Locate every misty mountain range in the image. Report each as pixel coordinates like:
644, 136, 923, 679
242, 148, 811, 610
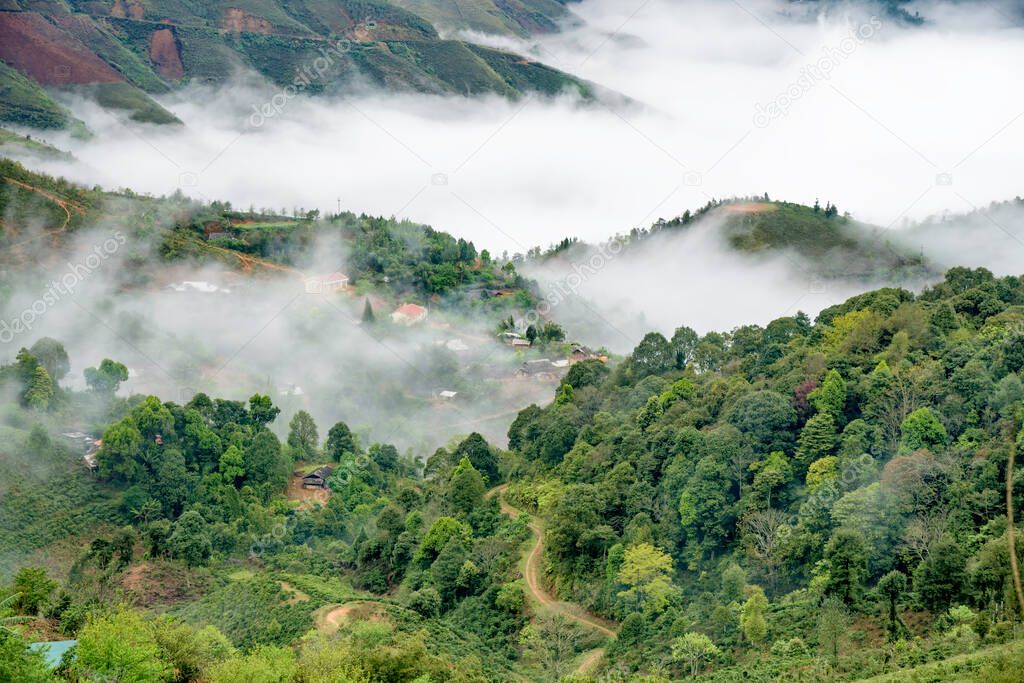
0, 0, 593, 130
2, 0, 1018, 132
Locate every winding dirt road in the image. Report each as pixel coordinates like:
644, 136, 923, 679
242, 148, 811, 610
2, 176, 85, 248
490, 485, 618, 673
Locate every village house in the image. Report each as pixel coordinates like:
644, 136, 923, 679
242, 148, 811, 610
570, 343, 608, 364
302, 465, 334, 490
514, 359, 560, 381
304, 271, 349, 294
502, 332, 531, 349
61, 431, 102, 469
391, 303, 428, 325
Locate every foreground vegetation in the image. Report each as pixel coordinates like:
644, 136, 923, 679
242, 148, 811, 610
504, 265, 1024, 679
0, 263, 1022, 680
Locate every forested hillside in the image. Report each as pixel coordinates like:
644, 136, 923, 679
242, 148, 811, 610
0, 157, 530, 301
504, 266, 1024, 679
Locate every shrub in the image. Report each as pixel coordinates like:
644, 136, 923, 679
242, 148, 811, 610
408, 587, 441, 618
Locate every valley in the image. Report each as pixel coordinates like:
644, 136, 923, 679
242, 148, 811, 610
2, 1, 1024, 681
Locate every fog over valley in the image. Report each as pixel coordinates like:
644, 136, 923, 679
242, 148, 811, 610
2, 2, 1024, 679
16, 0, 1024, 252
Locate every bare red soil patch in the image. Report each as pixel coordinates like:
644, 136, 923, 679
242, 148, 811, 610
287, 472, 330, 509
150, 28, 184, 79
122, 561, 211, 606
723, 202, 777, 215
221, 8, 273, 34
0, 12, 123, 85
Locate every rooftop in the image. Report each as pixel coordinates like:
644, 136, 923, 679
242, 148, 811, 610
394, 303, 427, 316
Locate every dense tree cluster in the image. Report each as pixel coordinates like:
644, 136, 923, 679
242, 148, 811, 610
3, 267, 1024, 681
506, 267, 1024, 677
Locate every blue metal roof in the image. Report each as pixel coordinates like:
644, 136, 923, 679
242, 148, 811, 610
28, 639, 76, 668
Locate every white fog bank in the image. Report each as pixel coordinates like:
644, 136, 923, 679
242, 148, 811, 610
14, 0, 1022, 262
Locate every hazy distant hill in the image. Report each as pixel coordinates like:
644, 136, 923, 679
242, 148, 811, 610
537, 198, 937, 285
0, 0, 592, 129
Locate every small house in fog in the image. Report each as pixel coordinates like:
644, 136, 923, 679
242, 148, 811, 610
305, 272, 349, 294
503, 332, 531, 349
570, 343, 608, 364
302, 465, 334, 489
515, 359, 560, 381
61, 431, 101, 469
83, 444, 99, 470
391, 303, 428, 325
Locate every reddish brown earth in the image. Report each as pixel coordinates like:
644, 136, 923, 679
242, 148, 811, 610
287, 472, 330, 509
110, 0, 143, 20
0, 12, 123, 85
315, 601, 388, 635
723, 202, 777, 215
122, 562, 210, 605
149, 28, 184, 79
221, 8, 273, 34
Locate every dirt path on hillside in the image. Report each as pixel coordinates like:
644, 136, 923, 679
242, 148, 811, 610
198, 239, 305, 276
279, 581, 310, 605
489, 485, 617, 673
316, 603, 356, 634
2, 176, 84, 238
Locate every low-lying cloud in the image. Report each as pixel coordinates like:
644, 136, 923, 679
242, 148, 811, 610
3, 0, 1024, 390
520, 209, 901, 352
13, 0, 1019, 257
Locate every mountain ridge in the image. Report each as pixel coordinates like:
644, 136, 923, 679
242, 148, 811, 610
0, 0, 594, 130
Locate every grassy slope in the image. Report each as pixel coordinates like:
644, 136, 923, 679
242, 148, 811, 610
855, 640, 1024, 683
390, 0, 569, 36
53, 13, 171, 92
0, 425, 123, 580
0, 126, 73, 159
0, 60, 72, 129
400, 39, 515, 96
79, 81, 181, 124
468, 43, 592, 98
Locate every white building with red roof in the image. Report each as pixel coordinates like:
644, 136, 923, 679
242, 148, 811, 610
391, 303, 428, 325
